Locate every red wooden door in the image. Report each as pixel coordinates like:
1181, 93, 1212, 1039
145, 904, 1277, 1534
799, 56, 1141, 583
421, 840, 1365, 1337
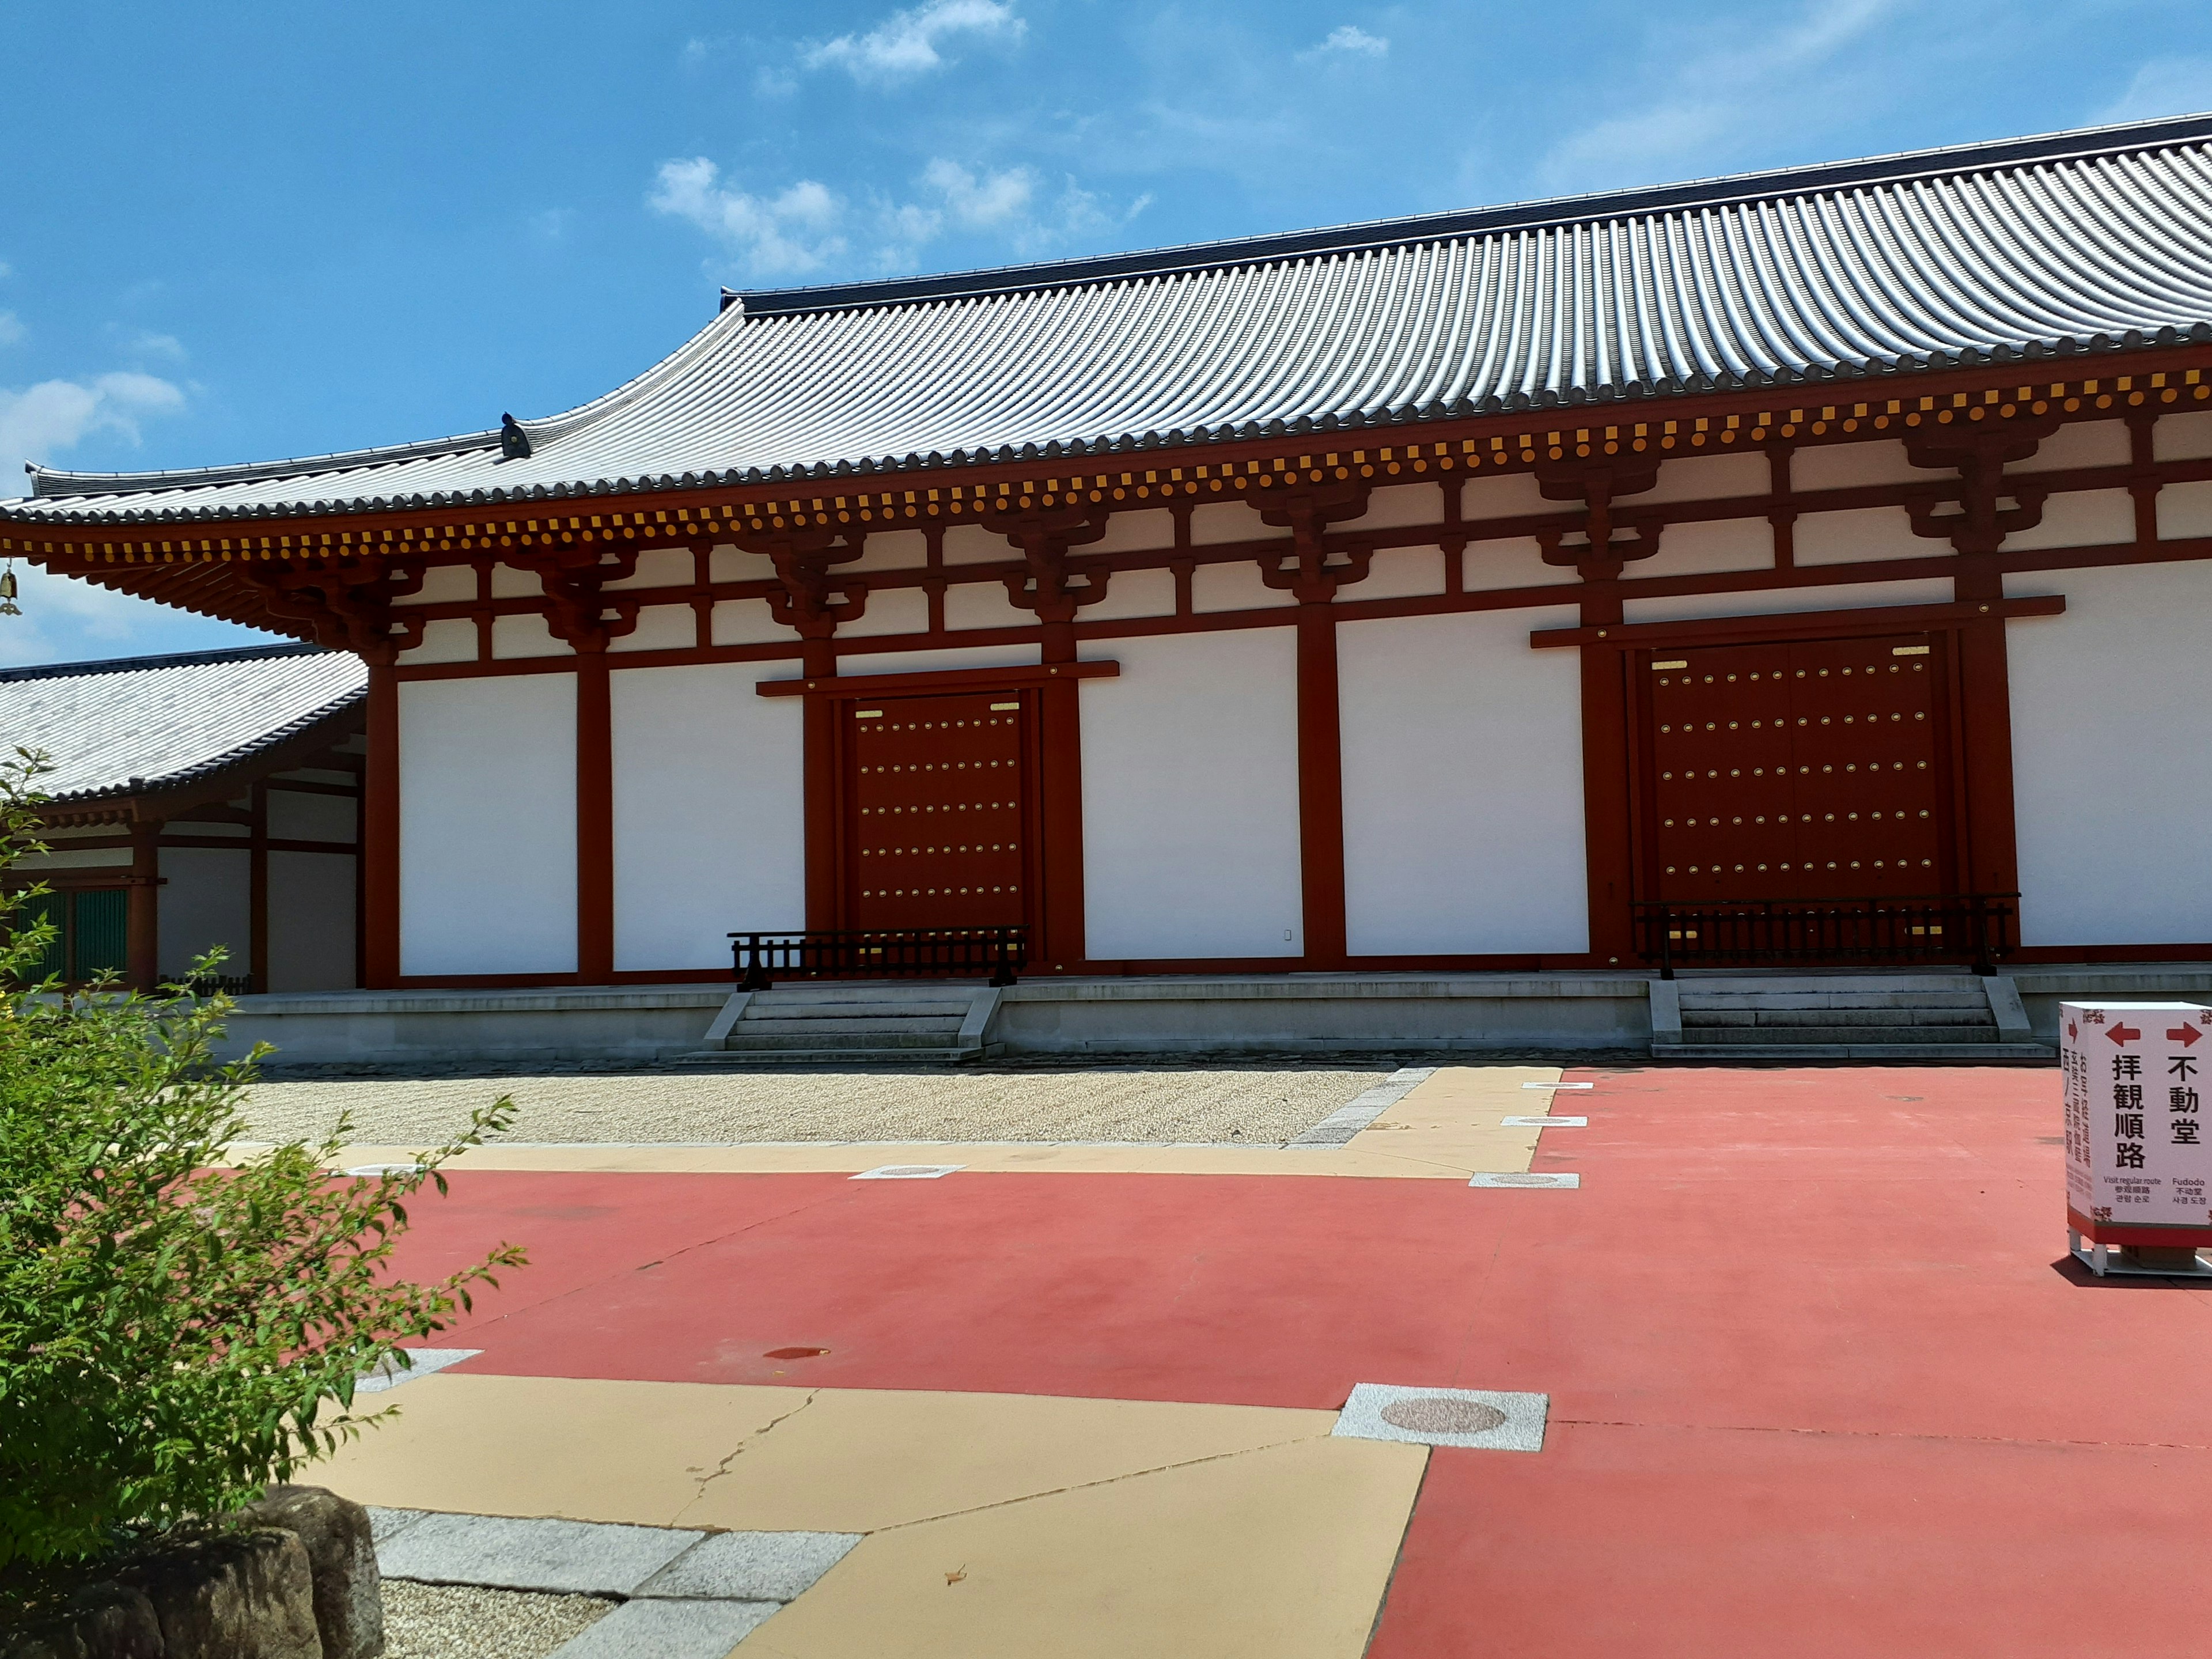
1646, 634, 1949, 902
844, 690, 1033, 930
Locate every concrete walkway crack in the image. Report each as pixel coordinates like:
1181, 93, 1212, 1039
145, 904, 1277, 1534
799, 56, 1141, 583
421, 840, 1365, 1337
672, 1389, 823, 1525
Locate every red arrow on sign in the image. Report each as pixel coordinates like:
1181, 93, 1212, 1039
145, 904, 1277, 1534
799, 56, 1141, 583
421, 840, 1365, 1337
2067, 1020, 2079, 1042
2171, 1025, 2203, 1048
2108, 1024, 2142, 1046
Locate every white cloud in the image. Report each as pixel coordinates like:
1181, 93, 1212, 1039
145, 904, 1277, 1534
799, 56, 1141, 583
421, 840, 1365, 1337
122, 330, 185, 362
1541, 0, 1895, 188
804, 0, 1024, 84
0, 372, 187, 492
650, 158, 850, 276
0, 313, 23, 349
2097, 56, 2212, 124
1303, 24, 1388, 60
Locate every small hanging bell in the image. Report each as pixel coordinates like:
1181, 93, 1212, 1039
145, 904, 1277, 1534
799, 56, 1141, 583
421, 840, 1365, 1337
0, 566, 18, 618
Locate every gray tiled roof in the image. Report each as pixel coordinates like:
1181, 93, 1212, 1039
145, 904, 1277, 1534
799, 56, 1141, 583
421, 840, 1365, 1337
0, 643, 365, 804
9, 113, 2212, 529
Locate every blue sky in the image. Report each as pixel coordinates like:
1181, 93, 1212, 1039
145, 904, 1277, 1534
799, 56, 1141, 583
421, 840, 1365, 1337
3, 0, 2210, 665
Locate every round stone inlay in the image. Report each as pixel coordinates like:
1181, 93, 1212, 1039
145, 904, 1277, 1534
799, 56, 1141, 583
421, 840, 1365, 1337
1380, 1396, 1508, 1436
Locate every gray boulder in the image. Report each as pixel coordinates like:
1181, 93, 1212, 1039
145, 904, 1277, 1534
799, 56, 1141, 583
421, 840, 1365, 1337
115, 1528, 321, 1658
0, 1580, 164, 1659
237, 1488, 382, 1659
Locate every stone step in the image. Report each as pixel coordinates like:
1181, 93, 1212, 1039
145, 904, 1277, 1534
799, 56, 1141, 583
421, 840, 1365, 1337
732, 1018, 969, 1040
1675, 1024, 2002, 1045
748, 982, 988, 1003
1680, 991, 1993, 1011
673, 1046, 983, 1067
1658, 1042, 2054, 1062
1673, 975, 1979, 993
739, 1002, 976, 1021
1683, 1007, 1995, 1029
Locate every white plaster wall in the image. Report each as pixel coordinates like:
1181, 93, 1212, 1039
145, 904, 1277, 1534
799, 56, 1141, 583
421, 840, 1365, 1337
2014, 419, 2130, 472
945, 579, 1032, 631
1357, 482, 1451, 529
395, 565, 476, 605
851, 529, 929, 571
1356, 546, 1448, 600
490, 563, 540, 599
1794, 506, 1931, 565
2007, 560, 2212, 946
1089, 509, 1175, 554
2155, 410, 2212, 461
158, 848, 250, 980
1623, 578, 1954, 626
943, 524, 1013, 565
267, 853, 356, 991
1081, 566, 1177, 622
711, 597, 792, 645
1637, 516, 1773, 577
1460, 471, 1552, 519
399, 675, 577, 974
1339, 608, 1588, 956
1463, 536, 1577, 592
610, 604, 699, 653
491, 613, 569, 659
1792, 439, 1929, 490
268, 790, 355, 843
1082, 630, 1303, 959
397, 619, 478, 665
1639, 450, 1769, 505
602, 547, 696, 590
2002, 488, 2135, 552
2158, 480, 2212, 539
611, 662, 804, 971
710, 546, 776, 581
838, 585, 929, 638
1188, 501, 1271, 545
835, 643, 1041, 677
1192, 560, 1296, 612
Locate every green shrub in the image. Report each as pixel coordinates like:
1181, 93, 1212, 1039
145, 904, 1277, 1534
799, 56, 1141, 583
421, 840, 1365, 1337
0, 749, 524, 1599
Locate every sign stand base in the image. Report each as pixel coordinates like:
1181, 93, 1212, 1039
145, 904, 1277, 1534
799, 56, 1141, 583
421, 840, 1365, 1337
2069, 1230, 2212, 1278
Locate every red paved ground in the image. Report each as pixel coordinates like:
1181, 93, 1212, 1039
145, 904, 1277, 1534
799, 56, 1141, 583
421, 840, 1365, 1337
383, 1066, 2212, 1656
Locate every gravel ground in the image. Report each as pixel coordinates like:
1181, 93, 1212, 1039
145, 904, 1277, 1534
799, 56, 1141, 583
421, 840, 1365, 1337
381, 1581, 612, 1659
238, 1066, 1391, 1147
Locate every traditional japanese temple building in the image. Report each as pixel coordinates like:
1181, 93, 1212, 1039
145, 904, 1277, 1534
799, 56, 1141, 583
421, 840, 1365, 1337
7, 115, 2212, 1012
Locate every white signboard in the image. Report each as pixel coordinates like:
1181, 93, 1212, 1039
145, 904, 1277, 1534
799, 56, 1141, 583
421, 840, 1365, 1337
2061, 1001, 2212, 1233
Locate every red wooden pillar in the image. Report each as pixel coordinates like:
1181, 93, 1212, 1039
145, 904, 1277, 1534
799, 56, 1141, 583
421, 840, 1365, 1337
801, 637, 840, 931
1952, 565, 2021, 899
362, 664, 402, 987
1578, 643, 1639, 966
575, 652, 615, 982
1037, 671, 1086, 971
126, 819, 161, 991
1297, 599, 1348, 969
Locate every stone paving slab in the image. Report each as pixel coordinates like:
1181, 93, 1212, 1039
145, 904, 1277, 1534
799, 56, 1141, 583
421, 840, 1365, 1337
1334, 1384, 1550, 1453
636, 1532, 862, 1602
377, 1512, 702, 1596
548, 1596, 780, 1657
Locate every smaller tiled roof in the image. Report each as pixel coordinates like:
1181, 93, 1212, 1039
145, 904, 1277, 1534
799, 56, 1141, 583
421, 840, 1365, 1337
0, 642, 366, 804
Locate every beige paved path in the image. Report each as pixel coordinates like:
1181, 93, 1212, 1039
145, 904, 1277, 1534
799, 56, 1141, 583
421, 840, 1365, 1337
263, 1065, 1566, 1180
324, 1374, 1425, 1659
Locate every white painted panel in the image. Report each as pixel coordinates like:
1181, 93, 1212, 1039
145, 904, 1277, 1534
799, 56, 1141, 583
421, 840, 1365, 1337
1089, 509, 1174, 554
709, 545, 776, 581
1461, 471, 1552, 519
398, 619, 478, 665
2002, 488, 2135, 552
943, 524, 1012, 565
851, 529, 929, 571
1340, 609, 1588, 955
2155, 408, 2212, 461
1463, 536, 1577, 592
1192, 559, 1296, 612
1189, 501, 1270, 545
1794, 505, 1933, 565
158, 848, 250, 979
711, 597, 792, 645
2013, 419, 2129, 472
610, 604, 699, 653
1083, 631, 1302, 959
1793, 439, 1927, 490
395, 564, 476, 605
945, 579, 1030, 631
490, 563, 540, 599
1639, 517, 1772, 577
1357, 482, 1450, 529
602, 547, 696, 591
16, 848, 130, 870
268, 790, 355, 843
1355, 546, 1446, 600
491, 613, 569, 659
1638, 451, 1768, 505
1623, 578, 1954, 626
838, 585, 930, 638
2009, 561, 2212, 946
1081, 566, 1177, 622
612, 662, 804, 971
835, 643, 1040, 677
2158, 480, 2212, 539
267, 853, 356, 992
399, 675, 576, 974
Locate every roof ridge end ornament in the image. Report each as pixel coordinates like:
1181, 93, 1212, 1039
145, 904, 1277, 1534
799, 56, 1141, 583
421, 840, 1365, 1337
499, 414, 532, 461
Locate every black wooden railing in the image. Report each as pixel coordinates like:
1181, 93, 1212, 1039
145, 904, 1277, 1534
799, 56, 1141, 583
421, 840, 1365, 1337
1633, 893, 2020, 980
729, 926, 1028, 990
